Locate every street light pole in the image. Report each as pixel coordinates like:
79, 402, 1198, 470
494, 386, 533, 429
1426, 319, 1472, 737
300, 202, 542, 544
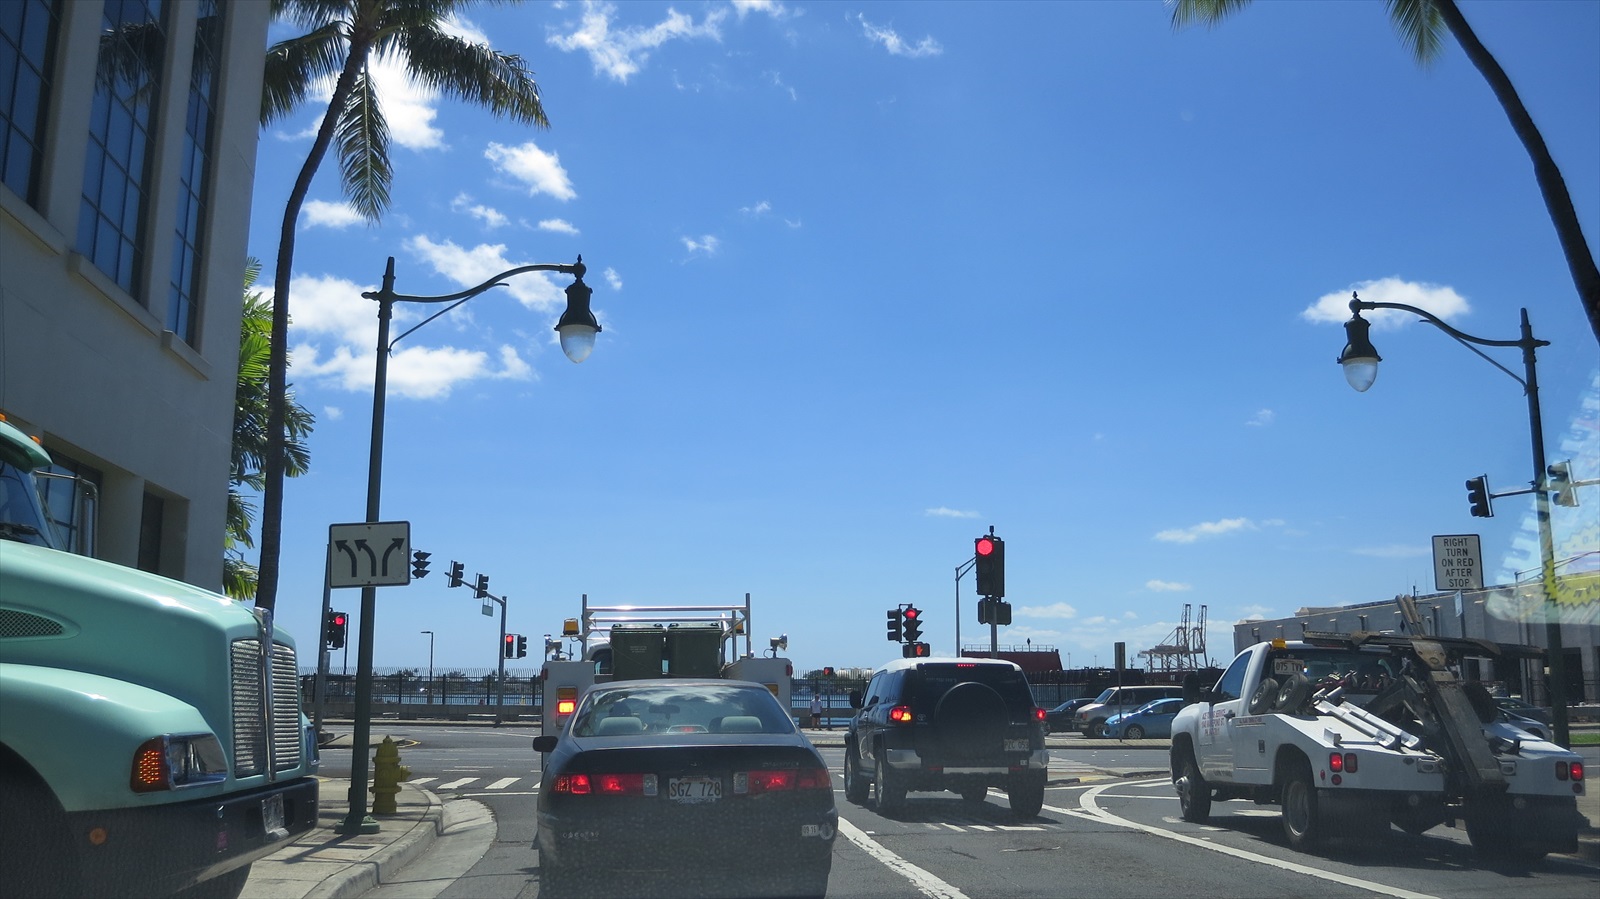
1336, 294, 1569, 746
338, 256, 598, 835
421, 630, 434, 703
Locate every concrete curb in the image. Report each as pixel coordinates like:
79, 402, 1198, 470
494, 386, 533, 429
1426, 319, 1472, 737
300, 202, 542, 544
241, 779, 444, 899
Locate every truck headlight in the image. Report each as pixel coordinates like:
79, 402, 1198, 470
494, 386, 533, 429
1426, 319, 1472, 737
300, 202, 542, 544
131, 734, 228, 792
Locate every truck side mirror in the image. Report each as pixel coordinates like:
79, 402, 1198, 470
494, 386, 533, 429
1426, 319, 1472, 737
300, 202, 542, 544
849, 689, 863, 709
1182, 673, 1203, 706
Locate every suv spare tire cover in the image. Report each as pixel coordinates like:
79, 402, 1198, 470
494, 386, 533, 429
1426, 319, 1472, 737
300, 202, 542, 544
935, 681, 1010, 758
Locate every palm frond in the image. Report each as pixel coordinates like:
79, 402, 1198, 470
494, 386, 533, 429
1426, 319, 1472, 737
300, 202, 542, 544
1168, 0, 1254, 31
335, 65, 392, 220
398, 28, 549, 127
1384, 0, 1445, 66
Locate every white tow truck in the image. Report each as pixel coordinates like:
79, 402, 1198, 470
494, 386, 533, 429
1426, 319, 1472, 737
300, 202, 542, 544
538, 594, 794, 738
1169, 596, 1584, 861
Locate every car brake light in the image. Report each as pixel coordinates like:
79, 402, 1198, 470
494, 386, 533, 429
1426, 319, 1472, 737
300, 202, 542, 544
1033, 707, 1047, 722
889, 705, 913, 723
735, 767, 831, 795
553, 773, 590, 794
1571, 761, 1584, 781
1329, 752, 1349, 773
553, 773, 657, 796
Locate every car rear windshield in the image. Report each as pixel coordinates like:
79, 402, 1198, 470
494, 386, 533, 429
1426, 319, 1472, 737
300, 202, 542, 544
571, 683, 797, 737
907, 664, 1036, 716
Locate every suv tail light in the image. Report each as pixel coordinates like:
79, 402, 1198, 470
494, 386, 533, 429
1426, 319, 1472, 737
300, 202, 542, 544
889, 705, 913, 723
1033, 707, 1047, 722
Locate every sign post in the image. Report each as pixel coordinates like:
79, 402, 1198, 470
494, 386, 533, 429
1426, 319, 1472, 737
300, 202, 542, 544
1431, 534, 1483, 592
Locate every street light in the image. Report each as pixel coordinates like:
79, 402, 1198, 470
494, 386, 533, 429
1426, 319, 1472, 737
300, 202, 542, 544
1335, 292, 1570, 746
338, 255, 598, 835
420, 630, 434, 704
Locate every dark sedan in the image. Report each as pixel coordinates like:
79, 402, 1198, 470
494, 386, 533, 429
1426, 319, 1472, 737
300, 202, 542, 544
532, 679, 837, 898
1045, 698, 1094, 733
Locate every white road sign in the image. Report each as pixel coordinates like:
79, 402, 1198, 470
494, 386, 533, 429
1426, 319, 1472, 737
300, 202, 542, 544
329, 521, 411, 588
1432, 534, 1483, 592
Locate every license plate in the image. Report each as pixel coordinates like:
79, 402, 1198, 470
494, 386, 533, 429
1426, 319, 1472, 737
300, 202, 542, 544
667, 776, 722, 804
262, 793, 288, 840
1004, 738, 1029, 752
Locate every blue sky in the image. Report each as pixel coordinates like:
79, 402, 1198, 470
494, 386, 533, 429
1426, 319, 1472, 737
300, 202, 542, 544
248, 0, 1600, 677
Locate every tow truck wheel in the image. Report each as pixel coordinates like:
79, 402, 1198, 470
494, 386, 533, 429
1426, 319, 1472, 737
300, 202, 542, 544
1174, 749, 1211, 823
1280, 761, 1324, 850
875, 751, 905, 814
843, 747, 869, 804
1465, 796, 1548, 864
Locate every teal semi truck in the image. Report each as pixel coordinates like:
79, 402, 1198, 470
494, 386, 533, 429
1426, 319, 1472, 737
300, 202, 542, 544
0, 414, 320, 898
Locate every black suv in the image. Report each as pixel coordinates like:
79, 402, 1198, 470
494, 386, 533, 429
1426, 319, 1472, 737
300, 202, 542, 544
843, 657, 1048, 817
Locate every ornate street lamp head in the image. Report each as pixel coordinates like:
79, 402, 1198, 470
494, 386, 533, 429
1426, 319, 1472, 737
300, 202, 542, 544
1337, 302, 1381, 393
555, 257, 601, 363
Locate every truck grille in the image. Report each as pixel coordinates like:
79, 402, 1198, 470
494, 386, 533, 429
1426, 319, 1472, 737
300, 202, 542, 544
230, 640, 303, 776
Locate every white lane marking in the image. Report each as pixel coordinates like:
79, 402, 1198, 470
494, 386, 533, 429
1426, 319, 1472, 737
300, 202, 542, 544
486, 777, 520, 790
406, 777, 437, 786
836, 817, 970, 899
1059, 781, 1442, 899
438, 777, 479, 790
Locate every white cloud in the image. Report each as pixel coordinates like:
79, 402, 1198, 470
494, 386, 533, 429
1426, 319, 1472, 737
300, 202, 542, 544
1303, 277, 1471, 330
301, 200, 364, 230
603, 267, 622, 290
547, 1, 726, 83
539, 218, 580, 235
682, 234, 720, 256
1246, 408, 1274, 427
733, 0, 787, 18
485, 141, 576, 201
924, 507, 979, 519
404, 236, 571, 313
323, 406, 343, 421
1018, 602, 1077, 619
1154, 517, 1256, 544
854, 14, 943, 58
741, 200, 772, 216
1146, 579, 1193, 592
450, 193, 510, 229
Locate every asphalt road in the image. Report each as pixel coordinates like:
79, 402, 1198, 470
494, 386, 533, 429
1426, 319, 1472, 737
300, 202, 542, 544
319, 724, 1600, 899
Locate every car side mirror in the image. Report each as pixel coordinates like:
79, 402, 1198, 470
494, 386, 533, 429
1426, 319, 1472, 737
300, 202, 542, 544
849, 690, 863, 709
532, 735, 558, 753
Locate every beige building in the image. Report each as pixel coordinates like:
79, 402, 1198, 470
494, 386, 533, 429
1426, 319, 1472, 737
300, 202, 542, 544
1, 0, 270, 588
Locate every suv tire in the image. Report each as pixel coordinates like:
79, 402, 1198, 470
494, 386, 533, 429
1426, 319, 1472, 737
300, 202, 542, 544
933, 682, 1008, 758
1007, 770, 1045, 818
843, 747, 869, 804
875, 751, 905, 814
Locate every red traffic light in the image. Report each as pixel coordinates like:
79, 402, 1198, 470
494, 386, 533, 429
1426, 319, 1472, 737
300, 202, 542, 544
332, 613, 347, 627
976, 537, 995, 556
903, 607, 920, 621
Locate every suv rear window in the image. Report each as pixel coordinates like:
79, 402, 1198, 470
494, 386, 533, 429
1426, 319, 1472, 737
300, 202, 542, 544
907, 664, 1035, 718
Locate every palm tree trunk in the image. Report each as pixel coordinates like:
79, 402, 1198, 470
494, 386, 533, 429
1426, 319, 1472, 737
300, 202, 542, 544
257, 42, 373, 611
1437, 0, 1600, 346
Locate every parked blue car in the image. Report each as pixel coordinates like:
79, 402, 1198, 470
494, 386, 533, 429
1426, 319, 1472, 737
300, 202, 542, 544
1102, 697, 1184, 740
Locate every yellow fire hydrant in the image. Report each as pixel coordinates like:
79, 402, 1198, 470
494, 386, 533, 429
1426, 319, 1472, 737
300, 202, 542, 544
370, 736, 411, 815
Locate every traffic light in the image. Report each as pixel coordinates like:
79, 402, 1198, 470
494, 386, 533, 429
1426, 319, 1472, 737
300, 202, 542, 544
325, 610, 348, 649
822, 667, 835, 677
977, 598, 1013, 626
975, 534, 1005, 598
1548, 461, 1578, 507
902, 606, 922, 643
516, 635, 528, 658
504, 633, 517, 659
446, 561, 464, 588
1466, 476, 1493, 518
886, 609, 902, 642
411, 550, 431, 580
473, 573, 490, 599
902, 642, 930, 658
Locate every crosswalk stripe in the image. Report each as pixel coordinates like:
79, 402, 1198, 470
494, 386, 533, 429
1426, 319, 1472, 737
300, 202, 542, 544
438, 777, 479, 790
406, 777, 437, 787
486, 777, 520, 790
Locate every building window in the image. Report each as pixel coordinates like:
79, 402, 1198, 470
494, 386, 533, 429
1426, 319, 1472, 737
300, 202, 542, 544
40, 453, 101, 556
78, 0, 167, 298
165, 0, 219, 345
0, 0, 60, 205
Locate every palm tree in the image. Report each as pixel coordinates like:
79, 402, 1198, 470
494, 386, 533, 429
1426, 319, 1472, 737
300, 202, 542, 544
254, 0, 550, 611
229, 259, 315, 600
1170, 0, 1600, 346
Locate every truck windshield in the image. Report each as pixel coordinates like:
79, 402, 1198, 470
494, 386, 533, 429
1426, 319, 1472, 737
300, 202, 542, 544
0, 459, 57, 548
